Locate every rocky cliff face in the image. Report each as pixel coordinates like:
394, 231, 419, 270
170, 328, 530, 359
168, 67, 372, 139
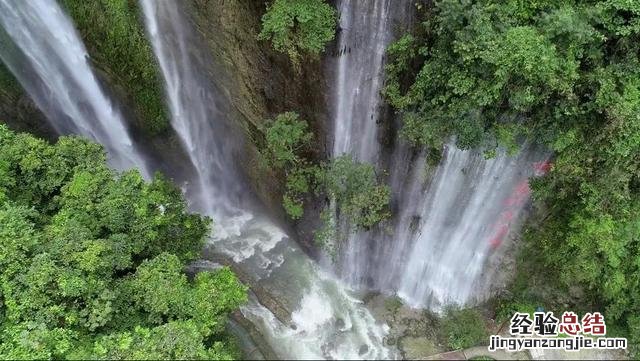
186, 0, 330, 240
188, 0, 328, 145
0, 64, 54, 139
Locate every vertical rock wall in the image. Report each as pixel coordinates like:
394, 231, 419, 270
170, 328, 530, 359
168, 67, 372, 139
187, 0, 330, 236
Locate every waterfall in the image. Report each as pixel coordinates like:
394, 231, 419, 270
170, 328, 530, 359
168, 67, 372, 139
379, 143, 546, 308
327, 0, 405, 288
331, 0, 395, 162
0, 0, 549, 356
342, 143, 547, 309
140, 1, 393, 359
0, 0, 149, 176
330, 0, 546, 309
327, 0, 411, 292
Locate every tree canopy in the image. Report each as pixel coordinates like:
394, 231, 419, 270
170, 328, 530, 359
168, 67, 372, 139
0, 125, 247, 359
258, 0, 337, 65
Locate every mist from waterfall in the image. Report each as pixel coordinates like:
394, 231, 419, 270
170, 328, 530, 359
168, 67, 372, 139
0, 0, 149, 176
330, 0, 546, 309
141, 1, 393, 359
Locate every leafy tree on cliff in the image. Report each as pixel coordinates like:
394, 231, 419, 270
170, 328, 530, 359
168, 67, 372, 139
386, 0, 640, 351
0, 125, 247, 359
259, 0, 337, 65
262, 112, 390, 249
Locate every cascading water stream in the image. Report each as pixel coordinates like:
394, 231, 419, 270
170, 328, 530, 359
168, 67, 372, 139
327, 0, 413, 287
338, 137, 547, 310
381, 143, 547, 308
330, 0, 547, 309
331, 0, 396, 162
141, 1, 393, 359
0, 0, 149, 176
327, 0, 404, 290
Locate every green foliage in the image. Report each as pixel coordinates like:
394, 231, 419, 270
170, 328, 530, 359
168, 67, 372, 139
60, 0, 168, 133
85, 321, 239, 360
439, 307, 487, 351
262, 113, 390, 248
262, 112, 316, 220
258, 0, 337, 65
0, 28, 19, 96
0, 125, 247, 359
384, 296, 404, 314
313, 208, 337, 256
388, 0, 640, 350
264, 112, 313, 169
320, 155, 390, 229
385, 0, 582, 151
495, 300, 537, 323
0, 63, 18, 97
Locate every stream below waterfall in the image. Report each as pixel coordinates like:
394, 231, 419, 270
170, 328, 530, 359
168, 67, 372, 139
0, 0, 550, 359
0, 0, 395, 359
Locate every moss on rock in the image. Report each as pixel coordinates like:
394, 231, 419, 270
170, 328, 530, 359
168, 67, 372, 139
60, 0, 169, 134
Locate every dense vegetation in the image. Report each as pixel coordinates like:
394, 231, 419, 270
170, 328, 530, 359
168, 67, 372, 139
259, 0, 337, 65
0, 126, 247, 359
262, 112, 390, 250
61, 0, 168, 134
439, 307, 488, 351
386, 0, 640, 351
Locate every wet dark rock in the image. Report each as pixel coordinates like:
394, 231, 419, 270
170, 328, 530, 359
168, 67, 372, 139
230, 311, 278, 360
